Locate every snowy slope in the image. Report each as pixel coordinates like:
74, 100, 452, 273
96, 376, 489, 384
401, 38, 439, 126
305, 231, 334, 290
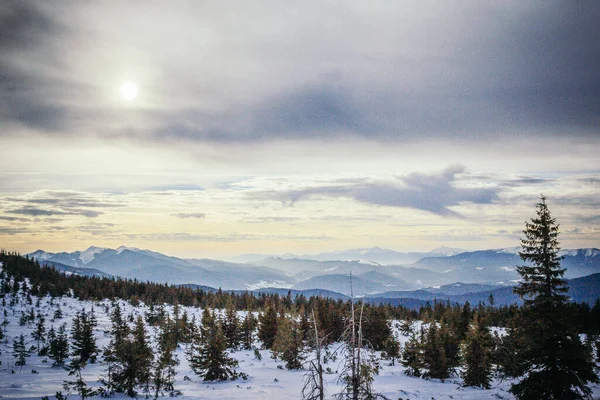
2, 271, 598, 399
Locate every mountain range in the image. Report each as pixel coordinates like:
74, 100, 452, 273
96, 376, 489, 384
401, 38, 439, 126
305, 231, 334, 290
27, 245, 600, 298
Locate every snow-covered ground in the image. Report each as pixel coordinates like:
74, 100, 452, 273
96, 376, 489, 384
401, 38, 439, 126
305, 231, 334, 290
0, 285, 598, 399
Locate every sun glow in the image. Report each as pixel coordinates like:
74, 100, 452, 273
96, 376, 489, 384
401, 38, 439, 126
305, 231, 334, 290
120, 81, 138, 101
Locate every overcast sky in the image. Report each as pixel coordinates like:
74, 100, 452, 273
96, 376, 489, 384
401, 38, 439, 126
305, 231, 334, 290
1, 0, 599, 258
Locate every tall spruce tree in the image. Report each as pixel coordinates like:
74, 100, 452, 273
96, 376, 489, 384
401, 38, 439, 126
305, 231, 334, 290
507, 196, 598, 399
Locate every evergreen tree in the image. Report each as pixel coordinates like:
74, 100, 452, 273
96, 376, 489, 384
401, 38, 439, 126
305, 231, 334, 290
132, 316, 154, 396
461, 314, 494, 388
507, 196, 599, 399
188, 320, 239, 381
422, 323, 450, 380
258, 303, 279, 349
272, 316, 305, 370
401, 328, 424, 377
153, 321, 179, 399
240, 312, 257, 350
382, 336, 400, 366
222, 302, 241, 349
48, 324, 70, 367
70, 309, 98, 365
31, 314, 46, 355
13, 333, 29, 369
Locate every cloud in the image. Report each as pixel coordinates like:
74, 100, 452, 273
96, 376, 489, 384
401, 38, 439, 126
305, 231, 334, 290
257, 165, 499, 217
171, 212, 206, 219
0, 215, 30, 222
6, 206, 66, 217
2, 190, 126, 219
1, 1, 599, 143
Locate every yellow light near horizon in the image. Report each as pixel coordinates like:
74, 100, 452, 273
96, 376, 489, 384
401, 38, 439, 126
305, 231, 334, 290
120, 81, 138, 101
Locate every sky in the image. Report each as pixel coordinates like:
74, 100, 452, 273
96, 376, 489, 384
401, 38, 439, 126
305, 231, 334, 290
1, 0, 599, 259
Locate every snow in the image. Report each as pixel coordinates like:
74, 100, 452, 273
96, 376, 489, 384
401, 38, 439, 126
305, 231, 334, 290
497, 247, 520, 255
116, 245, 142, 254
78, 246, 106, 264
0, 274, 598, 400
244, 281, 294, 290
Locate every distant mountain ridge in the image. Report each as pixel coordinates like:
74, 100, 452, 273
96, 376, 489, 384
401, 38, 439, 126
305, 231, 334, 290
27, 245, 600, 296
231, 246, 465, 265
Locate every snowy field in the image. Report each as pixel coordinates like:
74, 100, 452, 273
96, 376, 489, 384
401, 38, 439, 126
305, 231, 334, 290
1, 288, 599, 400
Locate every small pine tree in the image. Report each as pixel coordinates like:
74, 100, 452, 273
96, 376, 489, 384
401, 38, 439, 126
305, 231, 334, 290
401, 328, 424, 377
31, 314, 46, 355
189, 321, 239, 381
153, 322, 179, 399
382, 336, 400, 366
240, 312, 257, 350
422, 323, 451, 380
132, 316, 153, 396
13, 333, 29, 369
461, 314, 494, 388
272, 316, 305, 370
223, 303, 241, 350
49, 324, 70, 367
70, 309, 98, 365
258, 303, 279, 349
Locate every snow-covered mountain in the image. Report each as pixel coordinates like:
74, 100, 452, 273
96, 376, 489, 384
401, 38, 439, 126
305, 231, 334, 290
413, 248, 600, 282
27, 246, 293, 290
27, 246, 600, 295
232, 246, 466, 265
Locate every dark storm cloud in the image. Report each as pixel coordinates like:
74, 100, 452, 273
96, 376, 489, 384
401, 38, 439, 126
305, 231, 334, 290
256, 165, 499, 217
1, 1, 599, 142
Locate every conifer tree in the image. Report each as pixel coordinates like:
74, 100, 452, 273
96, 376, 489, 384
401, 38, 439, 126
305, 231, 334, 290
48, 324, 70, 367
223, 302, 241, 350
461, 314, 494, 388
272, 316, 305, 370
153, 321, 179, 399
71, 309, 98, 365
401, 328, 424, 377
188, 321, 239, 381
240, 312, 257, 350
507, 196, 599, 399
132, 316, 153, 396
32, 314, 46, 355
422, 323, 449, 380
13, 333, 29, 370
258, 303, 279, 349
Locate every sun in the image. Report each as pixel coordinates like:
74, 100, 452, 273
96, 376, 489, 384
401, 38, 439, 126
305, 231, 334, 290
120, 81, 138, 101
